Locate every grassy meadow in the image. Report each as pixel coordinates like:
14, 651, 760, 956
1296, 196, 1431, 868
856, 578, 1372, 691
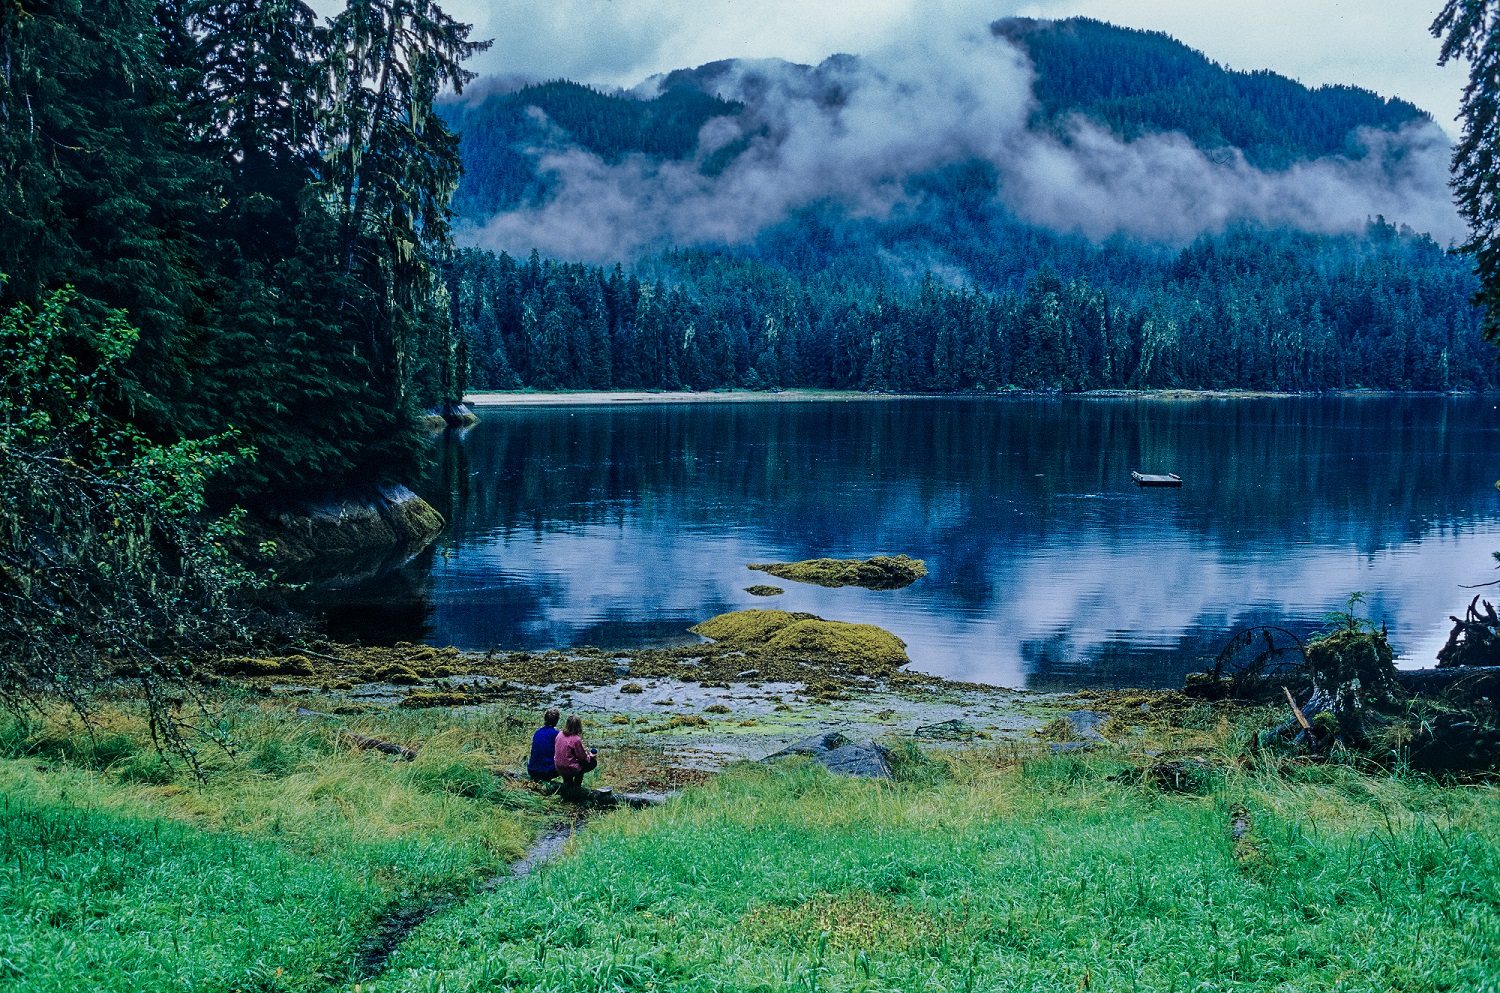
0, 699, 548, 992
0, 692, 1496, 993
371, 749, 1500, 993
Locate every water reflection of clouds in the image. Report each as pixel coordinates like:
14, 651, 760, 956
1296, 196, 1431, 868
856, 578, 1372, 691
403, 398, 1500, 689
423, 507, 1500, 688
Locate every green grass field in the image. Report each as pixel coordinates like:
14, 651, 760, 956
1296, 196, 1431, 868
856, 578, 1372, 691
372, 753, 1500, 993
1, 698, 1497, 993
0, 700, 545, 992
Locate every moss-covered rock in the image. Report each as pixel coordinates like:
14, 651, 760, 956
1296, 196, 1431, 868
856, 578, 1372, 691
374, 664, 423, 686
748, 554, 927, 590
229, 485, 444, 582
745, 585, 785, 597
764, 620, 908, 674
217, 655, 315, 678
690, 609, 910, 677
691, 610, 817, 646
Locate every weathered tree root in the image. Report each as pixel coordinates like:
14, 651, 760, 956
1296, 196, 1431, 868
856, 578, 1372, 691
1438, 595, 1500, 668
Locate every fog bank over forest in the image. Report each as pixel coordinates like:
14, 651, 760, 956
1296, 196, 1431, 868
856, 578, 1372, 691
447, 18, 1464, 264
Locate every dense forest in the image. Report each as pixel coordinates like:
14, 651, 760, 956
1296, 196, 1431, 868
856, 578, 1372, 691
448, 216, 1492, 394
439, 17, 1488, 395
448, 80, 742, 220
0, 0, 485, 504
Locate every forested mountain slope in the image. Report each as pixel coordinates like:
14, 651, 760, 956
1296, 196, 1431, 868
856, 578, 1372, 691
441, 17, 1434, 222
998, 18, 1427, 168
442, 18, 1490, 395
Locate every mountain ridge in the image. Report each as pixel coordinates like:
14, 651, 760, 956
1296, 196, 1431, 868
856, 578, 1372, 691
443, 16, 1435, 227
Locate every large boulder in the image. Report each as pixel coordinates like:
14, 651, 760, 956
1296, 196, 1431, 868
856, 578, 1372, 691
764, 730, 892, 778
232, 484, 444, 582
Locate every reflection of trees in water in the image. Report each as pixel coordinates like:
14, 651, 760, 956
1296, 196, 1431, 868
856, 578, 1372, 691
308, 548, 440, 645
429, 396, 1496, 558
366, 396, 1500, 668
421, 426, 472, 527
1021, 607, 1318, 691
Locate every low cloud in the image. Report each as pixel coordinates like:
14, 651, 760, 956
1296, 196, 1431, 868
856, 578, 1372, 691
462, 23, 1464, 263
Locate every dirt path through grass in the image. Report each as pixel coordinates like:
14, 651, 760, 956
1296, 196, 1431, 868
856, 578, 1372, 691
356, 813, 592, 980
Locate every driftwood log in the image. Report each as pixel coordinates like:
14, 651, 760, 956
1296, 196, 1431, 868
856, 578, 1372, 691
1437, 596, 1500, 668
1395, 665, 1500, 694
296, 707, 418, 760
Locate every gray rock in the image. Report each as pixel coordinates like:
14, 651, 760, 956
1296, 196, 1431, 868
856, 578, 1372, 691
612, 662, 631, 677
776, 731, 852, 755
1064, 710, 1110, 742
230, 484, 444, 583
913, 719, 975, 740
764, 730, 891, 778
621, 791, 672, 809
817, 743, 893, 778
736, 669, 760, 679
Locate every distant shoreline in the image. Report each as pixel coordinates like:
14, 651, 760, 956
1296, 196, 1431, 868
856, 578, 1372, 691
463, 387, 1473, 407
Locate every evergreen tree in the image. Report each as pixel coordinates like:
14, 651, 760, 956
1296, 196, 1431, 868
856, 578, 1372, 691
1434, 1, 1500, 341
322, 0, 489, 407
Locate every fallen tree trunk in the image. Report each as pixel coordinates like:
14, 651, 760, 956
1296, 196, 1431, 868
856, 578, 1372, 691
296, 707, 418, 760
1395, 666, 1500, 694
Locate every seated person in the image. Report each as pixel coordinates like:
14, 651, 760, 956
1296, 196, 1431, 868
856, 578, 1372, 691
527, 708, 561, 782
553, 713, 598, 789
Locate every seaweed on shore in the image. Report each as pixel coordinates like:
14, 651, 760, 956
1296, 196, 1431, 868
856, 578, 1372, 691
210, 606, 919, 698
747, 555, 927, 590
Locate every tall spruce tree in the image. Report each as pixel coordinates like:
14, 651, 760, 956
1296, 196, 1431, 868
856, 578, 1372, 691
323, 0, 489, 412
1, 0, 491, 505
1434, 1, 1500, 341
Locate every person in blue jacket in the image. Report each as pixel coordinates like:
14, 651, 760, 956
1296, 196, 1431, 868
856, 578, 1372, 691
528, 708, 561, 782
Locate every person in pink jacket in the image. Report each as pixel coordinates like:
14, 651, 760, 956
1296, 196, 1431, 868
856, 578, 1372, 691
552, 713, 598, 789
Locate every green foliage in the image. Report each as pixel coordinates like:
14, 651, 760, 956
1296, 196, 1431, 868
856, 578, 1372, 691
375, 760, 1500, 992
406, 752, 546, 811
0, 291, 265, 761
0, 0, 487, 504
0, 794, 391, 992
0, 697, 541, 991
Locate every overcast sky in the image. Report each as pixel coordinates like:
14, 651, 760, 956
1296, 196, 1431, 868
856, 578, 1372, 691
407, 1, 1467, 133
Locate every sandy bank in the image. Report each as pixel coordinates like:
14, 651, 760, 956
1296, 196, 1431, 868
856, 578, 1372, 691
463, 389, 919, 406
461, 387, 1448, 407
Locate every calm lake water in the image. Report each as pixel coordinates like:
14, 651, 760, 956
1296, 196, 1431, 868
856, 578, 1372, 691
319, 396, 1500, 690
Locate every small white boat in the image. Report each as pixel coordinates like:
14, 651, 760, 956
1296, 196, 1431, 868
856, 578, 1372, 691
1131, 471, 1183, 488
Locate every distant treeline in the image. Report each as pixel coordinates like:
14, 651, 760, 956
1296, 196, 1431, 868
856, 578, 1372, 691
447, 220, 1495, 394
